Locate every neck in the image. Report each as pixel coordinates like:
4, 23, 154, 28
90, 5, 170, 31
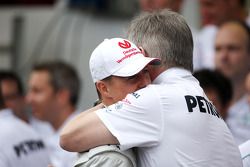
102, 98, 115, 107
51, 105, 75, 131
149, 65, 167, 82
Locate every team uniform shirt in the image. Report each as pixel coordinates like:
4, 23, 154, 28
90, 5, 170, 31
239, 140, 250, 167
0, 109, 50, 167
45, 110, 79, 167
96, 68, 242, 167
226, 95, 250, 145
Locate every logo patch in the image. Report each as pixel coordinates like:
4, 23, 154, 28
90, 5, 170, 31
118, 40, 131, 49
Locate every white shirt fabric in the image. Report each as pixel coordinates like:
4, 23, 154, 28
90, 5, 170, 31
30, 116, 54, 138
226, 95, 250, 145
239, 140, 250, 167
0, 109, 51, 167
45, 111, 79, 167
193, 25, 217, 71
96, 68, 242, 167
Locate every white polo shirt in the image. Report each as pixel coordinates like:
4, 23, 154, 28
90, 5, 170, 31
0, 109, 51, 167
96, 68, 242, 167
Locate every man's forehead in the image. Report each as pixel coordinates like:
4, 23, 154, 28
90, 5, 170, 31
31, 70, 50, 79
29, 71, 52, 87
217, 26, 246, 41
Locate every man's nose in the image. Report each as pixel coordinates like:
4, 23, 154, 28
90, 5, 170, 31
219, 48, 230, 61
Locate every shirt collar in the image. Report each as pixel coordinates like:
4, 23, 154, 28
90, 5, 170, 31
153, 67, 192, 84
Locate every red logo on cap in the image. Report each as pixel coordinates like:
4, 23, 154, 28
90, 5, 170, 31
118, 40, 131, 49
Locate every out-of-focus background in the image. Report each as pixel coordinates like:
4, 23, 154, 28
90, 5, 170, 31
0, 0, 249, 109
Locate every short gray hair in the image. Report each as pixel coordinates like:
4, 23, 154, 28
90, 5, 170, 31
127, 9, 193, 72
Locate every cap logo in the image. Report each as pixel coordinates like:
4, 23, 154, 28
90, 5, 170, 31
118, 40, 131, 49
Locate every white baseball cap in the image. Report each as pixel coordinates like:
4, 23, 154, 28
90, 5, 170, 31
89, 38, 160, 82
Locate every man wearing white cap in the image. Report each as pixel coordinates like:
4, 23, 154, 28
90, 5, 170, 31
89, 38, 159, 105
73, 37, 159, 167
60, 10, 242, 167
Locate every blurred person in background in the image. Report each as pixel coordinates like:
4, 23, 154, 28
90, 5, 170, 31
0, 70, 53, 137
194, 0, 250, 70
26, 61, 81, 167
214, 20, 250, 144
138, 0, 183, 12
199, 0, 249, 26
193, 69, 232, 120
0, 72, 51, 167
0, 70, 29, 123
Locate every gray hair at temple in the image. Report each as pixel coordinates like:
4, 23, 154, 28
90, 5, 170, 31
127, 9, 194, 72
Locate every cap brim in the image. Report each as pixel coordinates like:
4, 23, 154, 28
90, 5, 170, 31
112, 56, 160, 77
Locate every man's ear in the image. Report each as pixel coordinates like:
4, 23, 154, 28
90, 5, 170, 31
139, 47, 148, 57
56, 89, 70, 105
96, 81, 111, 98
